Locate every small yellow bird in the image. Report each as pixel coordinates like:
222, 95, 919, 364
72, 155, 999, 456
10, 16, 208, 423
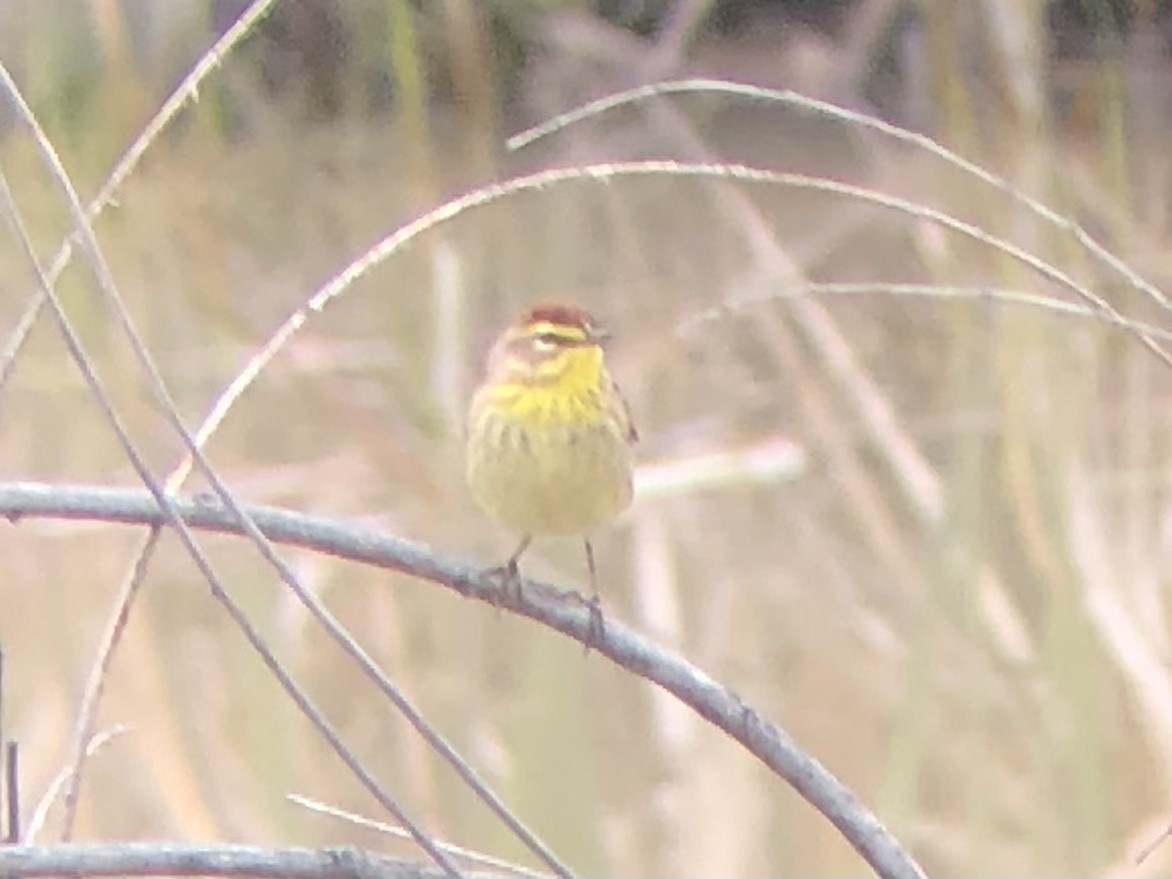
466, 300, 638, 608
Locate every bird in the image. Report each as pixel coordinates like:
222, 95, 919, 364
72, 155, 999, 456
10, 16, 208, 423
465, 300, 637, 633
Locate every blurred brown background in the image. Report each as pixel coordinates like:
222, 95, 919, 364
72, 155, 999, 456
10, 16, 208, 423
2, 0, 1172, 874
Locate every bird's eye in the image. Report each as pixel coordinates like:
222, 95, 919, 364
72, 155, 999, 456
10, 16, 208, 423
534, 333, 563, 348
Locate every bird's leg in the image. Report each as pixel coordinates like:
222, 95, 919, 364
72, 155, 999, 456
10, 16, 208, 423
506, 535, 531, 578
487, 534, 530, 604
582, 538, 605, 650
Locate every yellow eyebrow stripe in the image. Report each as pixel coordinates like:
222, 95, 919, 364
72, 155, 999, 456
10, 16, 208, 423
526, 321, 589, 341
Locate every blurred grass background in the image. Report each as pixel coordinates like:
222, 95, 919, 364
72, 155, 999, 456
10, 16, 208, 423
2, 0, 1172, 874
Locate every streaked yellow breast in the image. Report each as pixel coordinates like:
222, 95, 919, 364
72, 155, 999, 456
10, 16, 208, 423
466, 357, 634, 537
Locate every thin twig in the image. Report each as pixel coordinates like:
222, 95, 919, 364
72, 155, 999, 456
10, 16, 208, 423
1136, 820, 1172, 865
288, 794, 547, 879
59, 529, 161, 837
25, 728, 128, 844
0, 0, 281, 392
0, 0, 280, 840
4, 743, 17, 844
680, 281, 1172, 343
0, 480, 926, 879
506, 78, 1172, 313
0, 64, 559, 879
0, 137, 465, 879
0, 642, 4, 841
180, 158, 1152, 486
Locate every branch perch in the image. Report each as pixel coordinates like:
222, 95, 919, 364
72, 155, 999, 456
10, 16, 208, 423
0, 481, 924, 879
0, 842, 473, 879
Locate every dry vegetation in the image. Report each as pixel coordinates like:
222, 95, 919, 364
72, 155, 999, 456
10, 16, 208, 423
1, 0, 1172, 876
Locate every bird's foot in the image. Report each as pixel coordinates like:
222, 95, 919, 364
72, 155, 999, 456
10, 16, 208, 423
484, 557, 524, 606
573, 591, 605, 654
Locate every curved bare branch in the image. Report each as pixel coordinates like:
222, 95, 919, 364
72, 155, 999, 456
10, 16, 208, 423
0, 481, 925, 879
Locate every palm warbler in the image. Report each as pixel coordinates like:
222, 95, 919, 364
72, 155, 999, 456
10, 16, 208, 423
466, 300, 637, 609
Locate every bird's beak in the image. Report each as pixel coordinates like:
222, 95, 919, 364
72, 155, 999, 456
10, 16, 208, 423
588, 326, 612, 346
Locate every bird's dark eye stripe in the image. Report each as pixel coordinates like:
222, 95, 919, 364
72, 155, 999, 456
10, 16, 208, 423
534, 331, 586, 346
